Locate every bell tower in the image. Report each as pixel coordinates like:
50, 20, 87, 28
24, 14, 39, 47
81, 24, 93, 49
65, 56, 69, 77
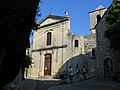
89, 5, 107, 34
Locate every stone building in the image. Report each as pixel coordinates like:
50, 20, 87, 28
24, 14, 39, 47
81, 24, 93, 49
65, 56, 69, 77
28, 11, 85, 78
27, 5, 109, 79
89, 5, 107, 34
84, 34, 96, 73
95, 3, 120, 78
85, 5, 107, 73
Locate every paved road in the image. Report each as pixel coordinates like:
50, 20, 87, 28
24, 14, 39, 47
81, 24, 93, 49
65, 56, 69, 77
12, 79, 61, 90
48, 78, 120, 90
71, 78, 120, 90
10, 77, 120, 90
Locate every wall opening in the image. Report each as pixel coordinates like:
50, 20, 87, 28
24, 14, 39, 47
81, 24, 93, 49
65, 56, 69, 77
104, 58, 113, 78
44, 53, 52, 75
97, 14, 101, 23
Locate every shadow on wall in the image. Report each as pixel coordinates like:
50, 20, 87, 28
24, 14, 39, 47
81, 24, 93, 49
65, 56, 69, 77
55, 49, 97, 79
55, 54, 87, 79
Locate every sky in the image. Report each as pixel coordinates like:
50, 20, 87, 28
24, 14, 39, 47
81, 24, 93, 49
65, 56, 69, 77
36, 0, 113, 35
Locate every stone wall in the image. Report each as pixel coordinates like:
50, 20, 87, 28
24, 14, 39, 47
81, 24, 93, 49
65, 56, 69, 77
96, 9, 120, 78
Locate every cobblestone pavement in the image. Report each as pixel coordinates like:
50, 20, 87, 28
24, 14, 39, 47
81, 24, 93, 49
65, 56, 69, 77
48, 78, 120, 90
13, 79, 60, 90
70, 78, 120, 90
10, 77, 120, 90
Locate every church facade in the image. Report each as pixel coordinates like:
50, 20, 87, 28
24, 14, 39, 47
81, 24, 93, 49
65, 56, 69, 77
29, 11, 85, 78
28, 5, 107, 79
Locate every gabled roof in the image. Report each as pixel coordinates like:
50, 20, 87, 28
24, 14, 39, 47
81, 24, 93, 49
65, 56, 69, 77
95, 5, 105, 10
89, 5, 106, 13
94, 3, 113, 29
38, 14, 70, 29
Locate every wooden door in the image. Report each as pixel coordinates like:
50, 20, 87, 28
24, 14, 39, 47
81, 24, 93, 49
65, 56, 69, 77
104, 58, 113, 78
44, 54, 52, 75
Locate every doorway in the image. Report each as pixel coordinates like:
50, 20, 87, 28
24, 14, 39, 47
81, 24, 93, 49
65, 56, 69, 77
104, 58, 113, 78
44, 54, 52, 75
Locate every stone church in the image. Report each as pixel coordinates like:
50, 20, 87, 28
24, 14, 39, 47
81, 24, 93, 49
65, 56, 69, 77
27, 5, 107, 79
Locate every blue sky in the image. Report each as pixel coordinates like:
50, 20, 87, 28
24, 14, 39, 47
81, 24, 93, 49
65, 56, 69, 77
37, 0, 113, 35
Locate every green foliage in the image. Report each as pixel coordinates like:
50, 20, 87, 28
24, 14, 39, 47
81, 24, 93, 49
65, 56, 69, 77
105, 0, 120, 50
25, 54, 33, 68
25, 54, 32, 63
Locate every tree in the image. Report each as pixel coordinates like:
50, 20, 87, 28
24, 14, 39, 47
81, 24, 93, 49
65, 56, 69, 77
104, 0, 120, 50
0, 0, 40, 89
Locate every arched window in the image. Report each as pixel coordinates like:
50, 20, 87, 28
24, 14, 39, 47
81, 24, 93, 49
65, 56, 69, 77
97, 14, 101, 23
46, 32, 51, 45
75, 40, 79, 47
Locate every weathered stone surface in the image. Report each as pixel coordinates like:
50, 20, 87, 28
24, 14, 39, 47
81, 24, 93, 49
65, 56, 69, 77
95, 4, 120, 78
28, 5, 109, 79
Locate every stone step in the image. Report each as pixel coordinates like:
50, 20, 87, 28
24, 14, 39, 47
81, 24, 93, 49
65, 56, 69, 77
38, 75, 53, 80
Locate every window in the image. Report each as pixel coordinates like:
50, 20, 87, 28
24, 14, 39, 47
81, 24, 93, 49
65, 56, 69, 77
46, 32, 51, 45
96, 14, 101, 23
75, 40, 79, 47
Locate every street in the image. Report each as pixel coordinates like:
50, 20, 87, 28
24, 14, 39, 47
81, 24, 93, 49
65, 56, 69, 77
9, 77, 120, 90
48, 78, 120, 90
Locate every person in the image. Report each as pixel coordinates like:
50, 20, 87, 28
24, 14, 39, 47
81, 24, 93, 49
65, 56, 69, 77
76, 65, 79, 78
76, 65, 83, 80
82, 65, 87, 79
68, 66, 74, 83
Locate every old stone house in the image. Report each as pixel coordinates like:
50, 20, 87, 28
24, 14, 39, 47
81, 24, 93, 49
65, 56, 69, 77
95, 3, 120, 78
27, 5, 108, 79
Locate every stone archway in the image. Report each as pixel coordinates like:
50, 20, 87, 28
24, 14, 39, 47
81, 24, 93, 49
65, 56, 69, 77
104, 58, 113, 78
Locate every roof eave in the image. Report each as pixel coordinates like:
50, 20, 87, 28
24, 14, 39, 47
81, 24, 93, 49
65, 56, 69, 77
38, 18, 69, 29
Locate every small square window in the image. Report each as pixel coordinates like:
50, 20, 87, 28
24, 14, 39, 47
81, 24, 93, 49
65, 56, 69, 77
75, 40, 79, 47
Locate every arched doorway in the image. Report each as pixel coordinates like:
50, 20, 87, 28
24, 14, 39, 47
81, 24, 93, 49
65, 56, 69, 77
104, 58, 113, 78
44, 54, 52, 75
